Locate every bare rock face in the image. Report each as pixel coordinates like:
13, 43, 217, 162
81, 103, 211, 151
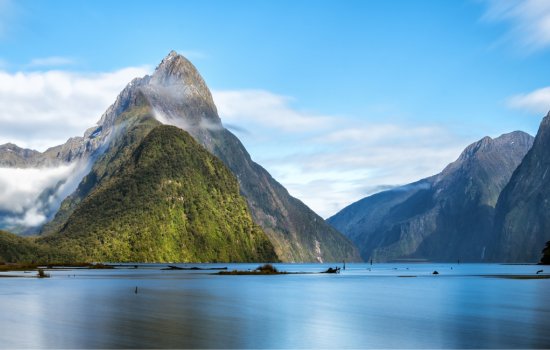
328, 131, 534, 262
37, 51, 360, 262
0, 143, 41, 167
491, 113, 550, 262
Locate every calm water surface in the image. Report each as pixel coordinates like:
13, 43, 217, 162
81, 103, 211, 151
1, 263, 549, 349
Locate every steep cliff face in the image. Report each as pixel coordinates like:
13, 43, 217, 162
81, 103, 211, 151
40, 120, 277, 263
39, 51, 359, 262
329, 131, 534, 262
492, 113, 550, 262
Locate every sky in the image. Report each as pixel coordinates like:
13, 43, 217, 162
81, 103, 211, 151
0, 0, 549, 218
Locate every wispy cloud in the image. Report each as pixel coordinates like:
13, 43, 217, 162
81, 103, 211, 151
27, 56, 75, 68
177, 50, 209, 61
213, 89, 468, 217
213, 90, 335, 132
268, 130, 464, 217
0, 66, 150, 150
0, 66, 476, 220
508, 86, 550, 114
482, 0, 550, 52
0, 0, 15, 39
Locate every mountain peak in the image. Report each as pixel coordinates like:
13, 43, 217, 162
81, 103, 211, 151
151, 50, 202, 87
457, 131, 533, 163
456, 136, 492, 162
97, 51, 219, 131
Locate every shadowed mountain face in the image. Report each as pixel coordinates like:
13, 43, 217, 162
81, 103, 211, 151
328, 131, 534, 262
491, 113, 550, 262
33, 51, 360, 263
39, 119, 278, 263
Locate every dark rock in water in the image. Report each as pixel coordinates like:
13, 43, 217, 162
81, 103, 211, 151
219, 264, 286, 275
323, 267, 341, 274
256, 263, 278, 273
432, 270, 439, 275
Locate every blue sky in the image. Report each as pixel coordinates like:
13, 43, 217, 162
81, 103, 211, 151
1, 0, 549, 217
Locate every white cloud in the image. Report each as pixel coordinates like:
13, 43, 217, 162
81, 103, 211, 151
0, 164, 74, 228
213, 89, 468, 218
0, 65, 151, 229
176, 50, 209, 61
0, 66, 150, 150
266, 131, 465, 218
482, 0, 550, 52
0, 166, 75, 213
0, 65, 473, 222
213, 90, 334, 132
508, 86, 550, 114
0, 157, 95, 229
27, 56, 75, 68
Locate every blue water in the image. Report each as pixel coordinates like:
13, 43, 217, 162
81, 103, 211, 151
1, 263, 549, 348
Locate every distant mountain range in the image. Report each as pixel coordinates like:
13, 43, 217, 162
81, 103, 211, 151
0, 51, 360, 263
2, 51, 548, 264
328, 130, 544, 262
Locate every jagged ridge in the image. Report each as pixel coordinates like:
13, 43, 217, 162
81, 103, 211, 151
328, 131, 534, 262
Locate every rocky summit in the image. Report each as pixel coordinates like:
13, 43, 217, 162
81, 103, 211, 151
328, 131, 534, 262
1, 51, 360, 263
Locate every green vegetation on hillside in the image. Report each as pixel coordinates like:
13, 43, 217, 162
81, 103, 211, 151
40, 121, 278, 263
0, 230, 74, 264
41, 100, 160, 235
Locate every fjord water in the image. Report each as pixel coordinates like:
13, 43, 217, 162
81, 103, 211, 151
1, 264, 549, 349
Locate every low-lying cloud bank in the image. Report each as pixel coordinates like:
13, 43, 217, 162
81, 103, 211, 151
0, 159, 93, 231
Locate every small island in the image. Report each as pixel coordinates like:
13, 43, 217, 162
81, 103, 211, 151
217, 264, 343, 275
218, 264, 287, 275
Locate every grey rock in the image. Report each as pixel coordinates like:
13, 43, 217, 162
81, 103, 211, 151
491, 112, 550, 262
328, 131, 534, 262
